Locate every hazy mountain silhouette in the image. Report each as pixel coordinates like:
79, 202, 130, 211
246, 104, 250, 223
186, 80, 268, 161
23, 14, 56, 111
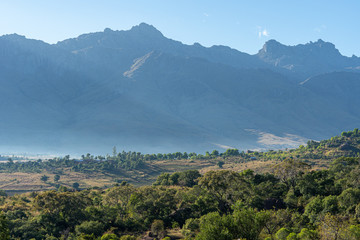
257, 39, 360, 79
1, 23, 359, 154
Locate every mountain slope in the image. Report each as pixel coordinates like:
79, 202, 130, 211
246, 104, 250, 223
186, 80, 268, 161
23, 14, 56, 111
0, 23, 360, 154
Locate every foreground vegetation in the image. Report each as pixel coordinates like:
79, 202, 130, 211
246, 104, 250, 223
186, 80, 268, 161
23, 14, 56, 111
0, 129, 360, 239
1, 155, 360, 239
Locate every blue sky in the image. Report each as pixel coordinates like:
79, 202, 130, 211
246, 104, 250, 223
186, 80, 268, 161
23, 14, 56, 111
0, 0, 359, 56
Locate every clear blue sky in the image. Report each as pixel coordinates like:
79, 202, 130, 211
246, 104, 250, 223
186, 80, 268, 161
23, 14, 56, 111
0, 0, 359, 56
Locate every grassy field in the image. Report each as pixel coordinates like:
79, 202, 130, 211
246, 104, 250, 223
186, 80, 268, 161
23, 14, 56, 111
0, 155, 321, 195
0, 157, 278, 194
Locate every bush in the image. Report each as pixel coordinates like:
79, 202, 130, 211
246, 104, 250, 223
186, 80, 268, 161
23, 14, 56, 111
101, 233, 119, 240
297, 228, 319, 240
151, 220, 165, 239
0, 212, 10, 240
182, 218, 200, 238
275, 227, 291, 240
119, 235, 136, 240
75, 221, 105, 236
41, 175, 49, 182
73, 182, 80, 189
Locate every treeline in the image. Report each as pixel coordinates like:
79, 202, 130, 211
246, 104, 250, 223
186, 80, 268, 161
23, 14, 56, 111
1, 156, 360, 239
0, 148, 243, 174
0, 152, 147, 173
0, 155, 27, 161
1, 128, 359, 175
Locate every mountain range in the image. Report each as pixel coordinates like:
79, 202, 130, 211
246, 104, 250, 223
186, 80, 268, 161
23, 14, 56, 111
1, 23, 359, 154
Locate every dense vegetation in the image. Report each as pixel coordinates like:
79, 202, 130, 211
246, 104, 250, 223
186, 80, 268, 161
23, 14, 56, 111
0, 129, 360, 239
1, 156, 360, 239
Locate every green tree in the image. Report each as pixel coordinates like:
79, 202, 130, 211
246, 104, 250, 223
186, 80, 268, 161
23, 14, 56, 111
211, 150, 219, 157
217, 161, 225, 168
101, 233, 119, 240
273, 159, 310, 188
119, 235, 137, 240
286, 232, 298, 240
77, 233, 97, 240
182, 218, 200, 238
73, 182, 80, 190
75, 221, 105, 236
297, 228, 319, 240
195, 212, 233, 240
275, 227, 291, 240
177, 170, 201, 187
230, 203, 267, 240
261, 209, 293, 238
343, 225, 360, 240
153, 173, 172, 186
54, 174, 60, 182
0, 190, 7, 197
304, 196, 324, 223
41, 175, 49, 182
322, 195, 338, 214
223, 148, 240, 157
0, 212, 10, 240
112, 146, 117, 158
128, 186, 177, 226
198, 170, 251, 213
102, 184, 135, 216
318, 213, 347, 240
337, 188, 360, 212
151, 220, 165, 239
34, 191, 91, 237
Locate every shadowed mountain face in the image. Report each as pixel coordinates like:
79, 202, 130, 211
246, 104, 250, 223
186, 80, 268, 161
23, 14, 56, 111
257, 39, 360, 79
0, 23, 360, 154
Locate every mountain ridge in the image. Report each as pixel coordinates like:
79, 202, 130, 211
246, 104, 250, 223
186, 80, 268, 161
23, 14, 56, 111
0, 23, 359, 154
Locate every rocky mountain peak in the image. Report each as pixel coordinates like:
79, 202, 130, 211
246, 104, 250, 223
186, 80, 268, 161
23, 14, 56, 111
261, 39, 283, 52
257, 39, 289, 59
305, 39, 339, 54
259, 39, 340, 57
129, 22, 164, 38
1, 33, 26, 41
